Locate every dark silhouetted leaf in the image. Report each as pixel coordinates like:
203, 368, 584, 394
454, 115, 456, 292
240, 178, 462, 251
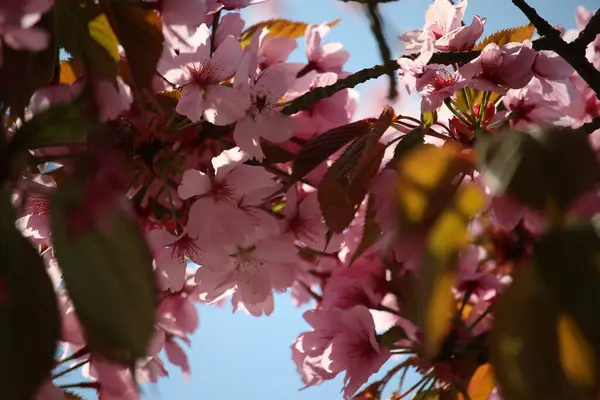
109, 4, 164, 91
491, 265, 582, 400
55, 0, 118, 82
50, 181, 156, 365
350, 195, 382, 264
261, 142, 296, 165
0, 189, 60, 399
535, 221, 600, 392
476, 127, 599, 212
0, 10, 57, 115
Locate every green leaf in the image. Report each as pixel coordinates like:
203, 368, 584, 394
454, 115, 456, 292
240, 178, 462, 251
0, 9, 57, 115
50, 181, 156, 365
55, 0, 118, 82
109, 3, 164, 90
0, 188, 61, 399
6, 99, 95, 179
476, 127, 599, 213
350, 195, 382, 264
535, 221, 600, 392
421, 110, 437, 129
239, 18, 340, 47
490, 265, 582, 399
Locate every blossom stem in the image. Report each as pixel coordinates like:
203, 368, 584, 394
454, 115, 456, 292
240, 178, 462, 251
397, 373, 434, 399
55, 346, 89, 367
444, 99, 473, 128
59, 382, 99, 390
377, 303, 403, 317
51, 359, 90, 380
467, 304, 493, 333
210, 10, 222, 55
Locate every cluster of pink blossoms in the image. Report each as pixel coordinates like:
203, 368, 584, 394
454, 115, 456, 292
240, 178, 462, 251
3, 0, 599, 399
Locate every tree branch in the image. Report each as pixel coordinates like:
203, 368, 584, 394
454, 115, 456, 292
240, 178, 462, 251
511, 0, 600, 100
572, 9, 600, 52
365, 0, 397, 99
282, 38, 551, 116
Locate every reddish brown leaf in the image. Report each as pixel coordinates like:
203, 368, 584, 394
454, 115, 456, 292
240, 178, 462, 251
318, 141, 386, 233
272, 119, 374, 195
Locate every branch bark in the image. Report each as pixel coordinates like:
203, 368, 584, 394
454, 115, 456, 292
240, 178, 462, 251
511, 0, 600, 100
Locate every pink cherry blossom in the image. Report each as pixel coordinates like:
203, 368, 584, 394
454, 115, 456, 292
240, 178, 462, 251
0, 0, 53, 67
158, 23, 249, 124
288, 72, 359, 138
399, 0, 485, 52
464, 41, 537, 93
422, 0, 485, 52
233, 65, 296, 160
398, 39, 436, 93
94, 77, 133, 122
214, 12, 244, 48
165, 338, 191, 379
303, 23, 349, 75
280, 188, 336, 251
84, 356, 139, 400
34, 381, 65, 400
293, 306, 391, 398
148, 228, 204, 292
503, 78, 573, 131
257, 29, 297, 69
420, 67, 472, 112
158, 290, 200, 335
177, 147, 279, 243
195, 231, 301, 316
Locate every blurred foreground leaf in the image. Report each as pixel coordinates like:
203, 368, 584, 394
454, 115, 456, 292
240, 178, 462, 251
0, 188, 60, 399
50, 181, 156, 365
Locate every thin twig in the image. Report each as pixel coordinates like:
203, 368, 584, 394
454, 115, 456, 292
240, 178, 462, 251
365, 0, 397, 99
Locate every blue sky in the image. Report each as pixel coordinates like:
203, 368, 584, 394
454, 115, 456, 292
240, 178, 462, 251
58, 0, 598, 399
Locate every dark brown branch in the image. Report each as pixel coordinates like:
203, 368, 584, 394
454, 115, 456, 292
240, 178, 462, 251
572, 9, 600, 52
282, 38, 551, 116
511, 0, 600, 100
575, 116, 600, 136
365, 0, 397, 99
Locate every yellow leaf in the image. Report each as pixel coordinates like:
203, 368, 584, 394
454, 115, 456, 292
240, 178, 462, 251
425, 271, 455, 355
557, 313, 596, 388
428, 183, 485, 260
458, 364, 496, 400
239, 18, 340, 47
397, 144, 454, 223
59, 60, 83, 84
88, 13, 120, 61
473, 24, 535, 51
